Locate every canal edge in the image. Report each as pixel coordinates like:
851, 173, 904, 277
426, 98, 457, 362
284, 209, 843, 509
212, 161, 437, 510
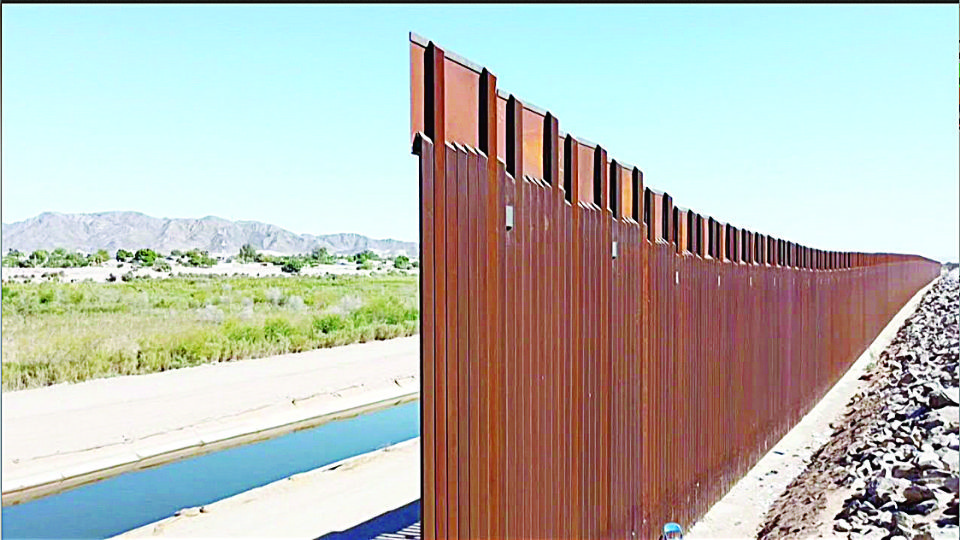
2, 387, 420, 507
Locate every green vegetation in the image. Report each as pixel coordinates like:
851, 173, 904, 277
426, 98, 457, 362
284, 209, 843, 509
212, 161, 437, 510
280, 257, 305, 274
2, 251, 22, 267
237, 244, 258, 263
310, 247, 337, 265
4, 246, 224, 270
233, 245, 409, 274
177, 248, 217, 268
3, 246, 417, 275
350, 250, 379, 263
134, 248, 159, 266
28, 250, 50, 267
1, 274, 419, 390
3, 248, 101, 269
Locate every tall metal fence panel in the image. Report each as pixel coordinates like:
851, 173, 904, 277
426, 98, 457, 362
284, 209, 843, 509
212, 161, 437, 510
410, 33, 941, 539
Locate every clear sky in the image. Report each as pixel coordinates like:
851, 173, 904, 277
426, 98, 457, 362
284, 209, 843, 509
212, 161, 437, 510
2, 5, 958, 262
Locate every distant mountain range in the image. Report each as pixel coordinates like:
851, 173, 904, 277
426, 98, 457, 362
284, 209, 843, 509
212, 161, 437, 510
1, 212, 418, 258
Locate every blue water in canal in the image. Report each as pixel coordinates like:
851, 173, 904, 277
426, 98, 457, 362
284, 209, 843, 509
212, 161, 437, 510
1, 401, 420, 540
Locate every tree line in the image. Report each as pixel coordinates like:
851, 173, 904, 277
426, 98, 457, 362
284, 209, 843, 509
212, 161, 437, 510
235, 244, 415, 273
2, 245, 417, 274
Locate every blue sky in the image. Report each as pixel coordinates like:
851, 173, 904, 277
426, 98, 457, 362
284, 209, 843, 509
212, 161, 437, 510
2, 5, 957, 261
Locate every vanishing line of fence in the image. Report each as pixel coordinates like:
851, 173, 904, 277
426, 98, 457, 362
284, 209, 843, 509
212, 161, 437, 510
410, 32, 941, 539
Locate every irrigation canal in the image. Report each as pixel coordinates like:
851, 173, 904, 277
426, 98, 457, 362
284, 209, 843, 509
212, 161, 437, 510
1, 400, 420, 539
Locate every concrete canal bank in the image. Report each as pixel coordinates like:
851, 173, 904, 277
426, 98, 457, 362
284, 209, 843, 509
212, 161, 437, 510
3, 403, 420, 539
2, 336, 419, 506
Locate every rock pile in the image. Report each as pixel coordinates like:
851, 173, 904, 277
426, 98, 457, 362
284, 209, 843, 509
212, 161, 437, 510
828, 271, 959, 539
758, 270, 959, 540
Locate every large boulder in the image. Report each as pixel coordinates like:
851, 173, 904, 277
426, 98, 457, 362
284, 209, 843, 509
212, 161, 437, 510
901, 484, 935, 505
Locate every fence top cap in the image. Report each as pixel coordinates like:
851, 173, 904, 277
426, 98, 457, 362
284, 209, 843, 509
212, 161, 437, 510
410, 32, 490, 76
572, 134, 599, 149
614, 160, 638, 171
494, 89, 551, 118
558, 132, 612, 157
524, 100, 550, 118
409, 31, 430, 47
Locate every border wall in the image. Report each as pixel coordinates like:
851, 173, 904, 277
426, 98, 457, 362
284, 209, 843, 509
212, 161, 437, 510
409, 33, 941, 539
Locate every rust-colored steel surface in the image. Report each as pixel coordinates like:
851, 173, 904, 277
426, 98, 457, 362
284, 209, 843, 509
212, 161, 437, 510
410, 33, 941, 540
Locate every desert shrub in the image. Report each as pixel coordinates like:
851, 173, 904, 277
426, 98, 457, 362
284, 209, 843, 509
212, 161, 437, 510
281, 257, 304, 274
67, 290, 85, 305
373, 323, 404, 341
312, 313, 347, 334
88, 249, 110, 265
351, 250, 379, 263
3, 253, 23, 267
198, 305, 225, 324
45, 251, 90, 268
327, 294, 363, 315
286, 295, 305, 311
134, 249, 158, 265
181, 249, 216, 268
224, 319, 262, 343
309, 247, 336, 265
28, 250, 49, 266
115, 249, 133, 262
265, 288, 283, 305
2, 274, 420, 389
350, 295, 417, 326
238, 244, 258, 263
38, 288, 56, 304
263, 317, 295, 342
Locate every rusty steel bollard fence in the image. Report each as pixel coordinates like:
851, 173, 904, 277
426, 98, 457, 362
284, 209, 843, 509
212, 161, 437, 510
409, 33, 941, 540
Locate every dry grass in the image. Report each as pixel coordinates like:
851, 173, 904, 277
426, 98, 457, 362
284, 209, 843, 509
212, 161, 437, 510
1, 274, 419, 390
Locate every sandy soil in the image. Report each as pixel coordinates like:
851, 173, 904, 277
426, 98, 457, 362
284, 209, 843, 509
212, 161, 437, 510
1, 336, 419, 505
1, 260, 416, 284
686, 274, 942, 540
